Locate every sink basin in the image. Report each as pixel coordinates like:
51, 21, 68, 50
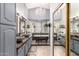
16, 36, 24, 43
24, 34, 29, 37
25, 35, 29, 37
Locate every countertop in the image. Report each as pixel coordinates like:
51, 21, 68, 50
16, 35, 32, 50
59, 33, 79, 41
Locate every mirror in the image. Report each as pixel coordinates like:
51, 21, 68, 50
70, 3, 79, 56
16, 15, 26, 35
53, 4, 66, 56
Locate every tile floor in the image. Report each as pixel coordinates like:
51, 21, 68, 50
54, 40, 77, 56
27, 40, 77, 56
27, 46, 76, 56
27, 46, 50, 56
54, 46, 77, 56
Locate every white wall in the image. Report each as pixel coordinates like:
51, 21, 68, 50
16, 3, 28, 19
70, 3, 79, 18
28, 20, 49, 33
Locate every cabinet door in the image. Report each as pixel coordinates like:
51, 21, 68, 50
74, 40, 79, 54
28, 37, 32, 49
59, 37, 63, 45
0, 3, 16, 25
0, 25, 16, 56
28, 39, 30, 49
18, 46, 24, 56
70, 40, 74, 50
25, 41, 29, 55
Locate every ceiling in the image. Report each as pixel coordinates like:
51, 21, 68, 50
25, 3, 50, 21
24, 3, 61, 21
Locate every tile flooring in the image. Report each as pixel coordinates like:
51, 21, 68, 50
27, 46, 50, 56
54, 40, 77, 56
27, 40, 77, 56
27, 45, 76, 56
54, 46, 77, 56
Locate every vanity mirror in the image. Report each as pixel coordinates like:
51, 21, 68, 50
71, 16, 79, 33
16, 13, 27, 36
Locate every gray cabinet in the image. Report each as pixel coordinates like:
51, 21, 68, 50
25, 37, 32, 55
17, 44, 26, 56
73, 40, 79, 54
0, 3, 16, 56
17, 39, 32, 56
28, 37, 32, 49
0, 3, 16, 26
25, 41, 29, 55
17, 37, 32, 56
71, 39, 74, 50
18, 45, 25, 56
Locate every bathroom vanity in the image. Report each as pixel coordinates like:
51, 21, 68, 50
16, 34, 32, 56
